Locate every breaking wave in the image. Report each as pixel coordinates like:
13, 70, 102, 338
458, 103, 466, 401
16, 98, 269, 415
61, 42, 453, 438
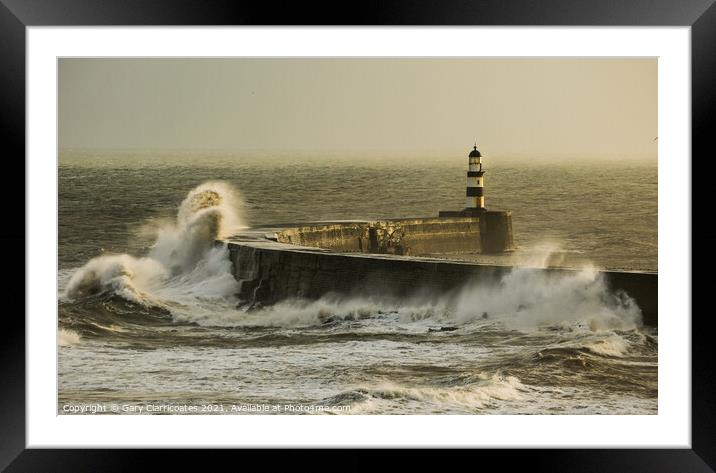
452, 265, 642, 331
323, 373, 528, 414
58, 328, 81, 347
63, 181, 244, 311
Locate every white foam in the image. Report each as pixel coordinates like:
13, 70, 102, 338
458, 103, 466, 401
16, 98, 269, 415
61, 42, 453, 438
346, 373, 527, 414
220, 245, 642, 333
63, 181, 244, 311
451, 244, 643, 331
582, 334, 631, 357
58, 328, 81, 347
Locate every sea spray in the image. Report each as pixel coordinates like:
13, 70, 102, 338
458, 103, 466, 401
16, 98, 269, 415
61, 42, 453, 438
150, 182, 245, 274
452, 265, 642, 331
64, 181, 244, 308
222, 243, 642, 332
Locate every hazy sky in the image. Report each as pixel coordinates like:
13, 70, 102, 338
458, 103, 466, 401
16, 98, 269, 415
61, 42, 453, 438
59, 58, 657, 159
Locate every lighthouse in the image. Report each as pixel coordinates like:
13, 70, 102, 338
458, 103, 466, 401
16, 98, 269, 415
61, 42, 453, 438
465, 144, 485, 211
437, 142, 514, 252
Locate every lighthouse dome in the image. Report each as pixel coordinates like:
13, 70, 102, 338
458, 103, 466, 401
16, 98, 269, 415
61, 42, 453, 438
469, 145, 481, 158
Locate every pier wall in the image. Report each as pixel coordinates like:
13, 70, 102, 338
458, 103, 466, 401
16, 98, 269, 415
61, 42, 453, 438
225, 240, 657, 327
275, 217, 483, 256
437, 210, 514, 253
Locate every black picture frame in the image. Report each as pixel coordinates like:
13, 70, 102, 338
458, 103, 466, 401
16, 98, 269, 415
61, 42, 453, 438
4, 0, 712, 470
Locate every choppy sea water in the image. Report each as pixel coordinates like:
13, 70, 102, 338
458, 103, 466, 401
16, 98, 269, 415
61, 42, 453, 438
58, 150, 657, 415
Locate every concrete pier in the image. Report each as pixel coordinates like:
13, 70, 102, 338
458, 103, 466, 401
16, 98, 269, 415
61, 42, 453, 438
274, 214, 514, 256
275, 217, 484, 256
220, 225, 657, 327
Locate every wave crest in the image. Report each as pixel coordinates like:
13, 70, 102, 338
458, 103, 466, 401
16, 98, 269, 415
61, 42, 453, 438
330, 373, 527, 414
64, 181, 244, 310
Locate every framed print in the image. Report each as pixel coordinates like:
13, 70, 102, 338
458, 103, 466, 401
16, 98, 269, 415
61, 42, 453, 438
5, 0, 714, 470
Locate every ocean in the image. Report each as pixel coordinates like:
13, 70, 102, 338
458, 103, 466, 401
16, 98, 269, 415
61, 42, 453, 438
58, 150, 657, 414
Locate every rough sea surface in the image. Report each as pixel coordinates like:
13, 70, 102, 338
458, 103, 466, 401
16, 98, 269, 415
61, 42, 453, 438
58, 150, 657, 415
